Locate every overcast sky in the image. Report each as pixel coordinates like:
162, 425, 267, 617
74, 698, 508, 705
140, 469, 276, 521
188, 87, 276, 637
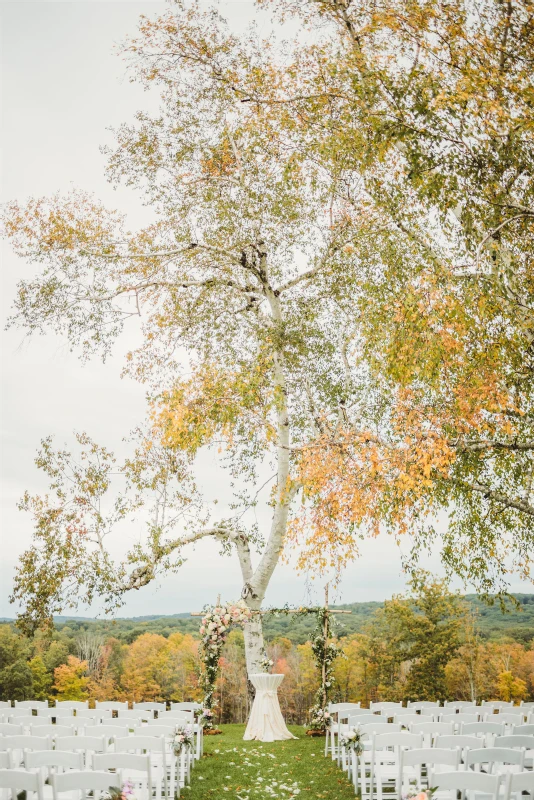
1, 1, 532, 621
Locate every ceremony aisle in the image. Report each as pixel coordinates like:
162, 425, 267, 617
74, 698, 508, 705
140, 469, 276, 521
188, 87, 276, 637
186, 724, 355, 799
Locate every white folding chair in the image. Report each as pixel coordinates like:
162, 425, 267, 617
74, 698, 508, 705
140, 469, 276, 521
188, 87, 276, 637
36, 708, 73, 719
134, 703, 166, 717
410, 722, 455, 747
371, 702, 404, 712
434, 735, 483, 764
373, 731, 422, 800
118, 709, 152, 722
8, 714, 35, 730
400, 748, 460, 794
512, 725, 534, 735
51, 770, 120, 800
0, 736, 52, 768
30, 725, 74, 739
443, 702, 465, 711
393, 714, 421, 728
170, 703, 201, 711
327, 703, 361, 759
466, 747, 524, 776
93, 753, 153, 800
115, 735, 167, 800
96, 725, 130, 748
420, 707, 439, 717
95, 702, 129, 711
489, 702, 516, 711
407, 702, 441, 710
55, 735, 107, 768
0, 769, 44, 800
495, 735, 534, 770
429, 769, 501, 800
504, 771, 534, 800
462, 721, 506, 746
0, 752, 11, 769
14, 701, 48, 711
0, 702, 12, 709
74, 708, 112, 722
138, 724, 179, 736
440, 712, 481, 729
498, 713, 528, 728
54, 702, 88, 711
0, 723, 22, 736
25, 749, 84, 798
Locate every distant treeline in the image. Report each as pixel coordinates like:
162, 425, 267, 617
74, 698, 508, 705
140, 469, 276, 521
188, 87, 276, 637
5, 593, 531, 645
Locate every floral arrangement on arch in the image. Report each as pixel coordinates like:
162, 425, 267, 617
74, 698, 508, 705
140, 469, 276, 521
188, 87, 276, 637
199, 599, 253, 730
308, 608, 343, 733
173, 724, 195, 755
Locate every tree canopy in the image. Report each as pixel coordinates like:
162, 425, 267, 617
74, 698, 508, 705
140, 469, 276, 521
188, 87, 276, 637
2, 0, 533, 646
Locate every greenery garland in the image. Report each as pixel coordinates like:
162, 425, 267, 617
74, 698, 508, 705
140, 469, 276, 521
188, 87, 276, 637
308, 608, 342, 732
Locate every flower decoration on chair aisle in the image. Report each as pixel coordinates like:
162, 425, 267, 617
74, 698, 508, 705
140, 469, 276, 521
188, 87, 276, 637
101, 781, 136, 800
173, 724, 195, 755
199, 599, 253, 730
340, 726, 363, 755
404, 787, 438, 800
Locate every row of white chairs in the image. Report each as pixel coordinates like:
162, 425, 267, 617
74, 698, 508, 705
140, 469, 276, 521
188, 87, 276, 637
0, 730, 196, 799
370, 701, 534, 711
326, 703, 533, 759
1, 707, 200, 722
0, 702, 200, 712
338, 729, 534, 799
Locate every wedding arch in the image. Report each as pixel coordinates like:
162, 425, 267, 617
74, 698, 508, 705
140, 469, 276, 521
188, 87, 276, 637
192, 588, 351, 732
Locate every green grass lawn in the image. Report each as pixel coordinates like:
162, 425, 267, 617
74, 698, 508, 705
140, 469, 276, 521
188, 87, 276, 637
184, 724, 355, 799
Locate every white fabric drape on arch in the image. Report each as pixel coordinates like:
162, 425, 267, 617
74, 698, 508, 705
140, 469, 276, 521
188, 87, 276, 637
243, 673, 297, 742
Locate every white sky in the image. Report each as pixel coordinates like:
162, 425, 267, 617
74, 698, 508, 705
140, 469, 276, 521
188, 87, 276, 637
1, 1, 532, 621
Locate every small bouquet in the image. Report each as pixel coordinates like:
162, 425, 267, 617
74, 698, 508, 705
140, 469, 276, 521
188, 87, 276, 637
101, 781, 136, 800
260, 656, 275, 673
340, 727, 363, 756
173, 725, 195, 755
308, 705, 333, 732
404, 787, 438, 800
199, 707, 214, 728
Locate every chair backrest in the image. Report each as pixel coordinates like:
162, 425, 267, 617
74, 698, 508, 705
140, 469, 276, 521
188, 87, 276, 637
360, 722, 402, 735
8, 714, 34, 726
0, 752, 10, 769
435, 734, 482, 751
401, 748, 460, 768
95, 701, 129, 710
410, 722, 454, 744
75, 708, 112, 720
512, 724, 534, 735
55, 702, 88, 710
118, 709, 151, 720
157, 710, 193, 721
51, 770, 120, 800
441, 713, 480, 725
466, 747, 524, 771
393, 714, 421, 727
495, 735, 534, 750
373, 731, 422, 749
25, 749, 85, 771
487, 701, 515, 710
134, 703, 167, 713
0, 702, 12, 709
134, 724, 176, 737
0, 723, 22, 736
36, 708, 73, 718
170, 702, 202, 711
344, 711, 376, 723
96, 725, 130, 740
443, 702, 464, 710
520, 702, 534, 710
499, 713, 527, 725
428, 769, 500, 800
504, 771, 534, 800
0, 768, 44, 800
55, 735, 107, 754
14, 701, 48, 710
370, 702, 404, 709
30, 724, 74, 738
93, 752, 151, 775
407, 702, 441, 709
462, 721, 505, 738
0, 735, 51, 752
329, 702, 361, 714
420, 707, 438, 717
115, 735, 166, 754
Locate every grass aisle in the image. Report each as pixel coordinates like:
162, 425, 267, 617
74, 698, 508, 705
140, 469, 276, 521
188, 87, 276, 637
185, 724, 355, 799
